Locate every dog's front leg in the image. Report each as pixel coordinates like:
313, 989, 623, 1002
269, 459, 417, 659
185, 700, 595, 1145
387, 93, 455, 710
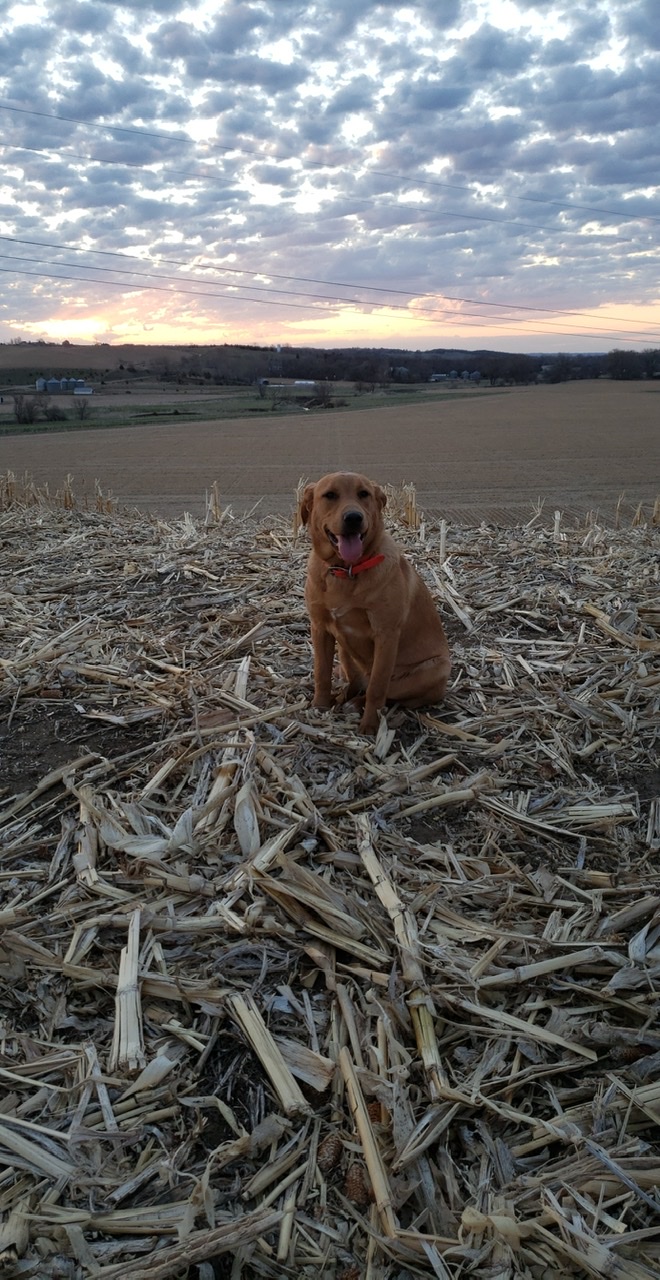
311, 622, 335, 709
336, 642, 366, 704
360, 632, 399, 733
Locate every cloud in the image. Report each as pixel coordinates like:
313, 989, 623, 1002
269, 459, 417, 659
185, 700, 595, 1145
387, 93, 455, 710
324, 78, 378, 117
50, 2, 113, 35
621, 0, 660, 52
207, 2, 269, 54
459, 22, 534, 73
0, 0, 658, 352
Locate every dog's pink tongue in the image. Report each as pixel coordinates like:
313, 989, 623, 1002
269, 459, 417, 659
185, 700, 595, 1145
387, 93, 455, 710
338, 534, 363, 564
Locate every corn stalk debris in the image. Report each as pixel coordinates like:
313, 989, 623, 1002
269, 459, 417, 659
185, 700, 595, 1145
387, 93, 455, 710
0, 476, 659, 1278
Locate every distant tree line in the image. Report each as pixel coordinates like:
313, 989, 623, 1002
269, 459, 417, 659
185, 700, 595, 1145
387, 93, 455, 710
4, 340, 658, 392
143, 344, 660, 387
605, 348, 660, 380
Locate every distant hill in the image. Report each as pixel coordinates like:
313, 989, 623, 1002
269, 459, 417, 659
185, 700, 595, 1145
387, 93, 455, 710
0, 342, 203, 375
0, 340, 612, 390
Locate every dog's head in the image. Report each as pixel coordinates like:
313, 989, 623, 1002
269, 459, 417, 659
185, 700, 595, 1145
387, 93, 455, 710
300, 472, 387, 565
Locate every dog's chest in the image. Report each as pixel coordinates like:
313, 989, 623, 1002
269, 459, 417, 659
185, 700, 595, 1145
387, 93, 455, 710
327, 603, 369, 639
330, 604, 359, 625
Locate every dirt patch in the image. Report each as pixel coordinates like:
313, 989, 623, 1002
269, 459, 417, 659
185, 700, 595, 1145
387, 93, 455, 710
0, 700, 161, 797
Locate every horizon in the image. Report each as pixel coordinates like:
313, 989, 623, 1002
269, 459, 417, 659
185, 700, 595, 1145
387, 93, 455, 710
0, 337, 642, 359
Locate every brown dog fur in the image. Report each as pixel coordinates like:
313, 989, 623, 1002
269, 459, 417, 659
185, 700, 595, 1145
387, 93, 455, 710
301, 471, 451, 733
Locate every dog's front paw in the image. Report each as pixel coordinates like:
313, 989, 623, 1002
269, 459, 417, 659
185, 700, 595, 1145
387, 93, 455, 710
358, 712, 379, 735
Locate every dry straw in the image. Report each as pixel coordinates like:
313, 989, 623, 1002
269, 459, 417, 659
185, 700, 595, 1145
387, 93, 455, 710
0, 472, 659, 1278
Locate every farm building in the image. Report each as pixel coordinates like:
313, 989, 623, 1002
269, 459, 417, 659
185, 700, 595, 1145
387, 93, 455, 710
36, 376, 93, 394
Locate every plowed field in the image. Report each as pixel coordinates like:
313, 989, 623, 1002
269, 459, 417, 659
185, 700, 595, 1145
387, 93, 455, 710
1, 379, 658, 525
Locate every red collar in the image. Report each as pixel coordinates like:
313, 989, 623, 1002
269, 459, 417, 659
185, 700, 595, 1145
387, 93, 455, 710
328, 553, 385, 579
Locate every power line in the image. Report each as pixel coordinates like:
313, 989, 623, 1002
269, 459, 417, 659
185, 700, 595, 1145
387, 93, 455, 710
1, 99, 658, 226
0, 252, 642, 335
2, 261, 657, 344
1, 113, 656, 335
0, 233, 656, 337
3, 250, 658, 340
0, 265, 323, 312
1, 104, 658, 345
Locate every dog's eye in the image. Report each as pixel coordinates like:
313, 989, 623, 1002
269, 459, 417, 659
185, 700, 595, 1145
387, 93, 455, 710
358, 489, 370, 499
323, 490, 337, 501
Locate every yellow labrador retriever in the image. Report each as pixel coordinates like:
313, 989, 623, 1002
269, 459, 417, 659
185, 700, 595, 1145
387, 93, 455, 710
301, 471, 451, 733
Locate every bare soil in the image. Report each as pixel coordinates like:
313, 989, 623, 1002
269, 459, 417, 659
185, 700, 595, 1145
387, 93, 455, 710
0, 379, 658, 525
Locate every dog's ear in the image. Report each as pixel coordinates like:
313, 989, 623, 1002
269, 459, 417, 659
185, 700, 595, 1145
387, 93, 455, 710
375, 484, 387, 510
300, 484, 315, 526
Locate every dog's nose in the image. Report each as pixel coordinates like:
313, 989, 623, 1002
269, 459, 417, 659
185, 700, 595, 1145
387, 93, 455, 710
342, 509, 364, 531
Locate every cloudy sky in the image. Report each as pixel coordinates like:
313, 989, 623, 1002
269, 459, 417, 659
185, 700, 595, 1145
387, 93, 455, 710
0, 0, 659, 352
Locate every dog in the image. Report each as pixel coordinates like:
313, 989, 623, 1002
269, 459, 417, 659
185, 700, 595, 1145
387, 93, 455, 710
300, 471, 451, 733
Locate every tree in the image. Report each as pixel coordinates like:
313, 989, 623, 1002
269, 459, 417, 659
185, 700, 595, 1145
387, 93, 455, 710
44, 401, 67, 421
641, 348, 660, 378
607, 349, 643, 380
314, 381, 333, 406
72, 396, 92, 420
12, 394, 43, 423
267, 384, 288, 411
544, 354, 573, 383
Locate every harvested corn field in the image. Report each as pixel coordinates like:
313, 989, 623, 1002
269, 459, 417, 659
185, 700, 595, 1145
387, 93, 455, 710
1, 475, 660, 1279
